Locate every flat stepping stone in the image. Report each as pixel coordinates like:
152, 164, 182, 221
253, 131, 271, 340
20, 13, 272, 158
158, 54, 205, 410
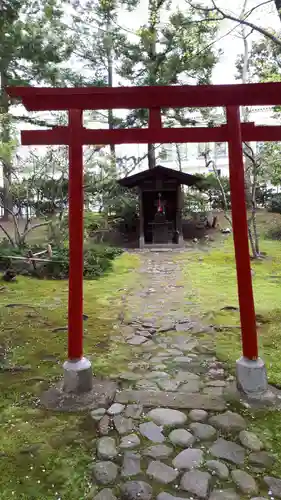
205, 459, 229, 479
173, 356, 192, 366
94, 489, 117, 500
249, 451, 275, 468
264, 476, 281, 498
139, 421, 165, 443
180, 380, 200, 392
107, 403, 125, 416
113, 416, 134, 435
92, 461, 118, 485
206, 380, 227, 387
121, 481, 152, 500
147, 408, 187, 427
189, 409, 208, 422
209, 411, 246, 433
150, 356, 170, 363
239, 430, 263, 451
175, 371, 200, 382
125, 404, 143, 419
175, 322, 192, 332
127, 336, 148, 345
145, 372, 170, 379
121, 452, 141, 477
146, 460, 179, 484
120, 372, 142, 381
135, 380, 160, 391
210, 438, 245, 465
209, 489, 241, 500
166, 349, 183, 355
91, 408, 106, 421
157, 494, 187, 500
189, 422, 217, 441
203, 386, 224, 396
97, 437, 118, 460
99, 415, 110, 436
120, 434, 140, 450
173, 448, 203, 470
250, 498, 268, 500
180, 470, 211, 498
231, 469, 258, 495
143, 444, 173, 459
115, 390, 226, 410
157, 379, 181, 391
168, 429, 195, 447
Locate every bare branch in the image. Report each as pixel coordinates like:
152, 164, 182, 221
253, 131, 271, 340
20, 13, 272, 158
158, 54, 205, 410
0, 224, 15, 246
22, 221, 51, 240
187, 0, 281, 48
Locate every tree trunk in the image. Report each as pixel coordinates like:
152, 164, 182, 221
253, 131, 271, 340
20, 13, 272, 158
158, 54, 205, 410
248, 224, 257, 259
176, 144, 182, 171
106, 14, 116, 164
0, 71, 13, 220
148, 143, 156, 169
274, 0, 281, 21
147, 0, 159, 169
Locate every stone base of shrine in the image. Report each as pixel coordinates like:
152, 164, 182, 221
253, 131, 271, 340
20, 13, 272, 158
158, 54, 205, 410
139, 241, 185, 250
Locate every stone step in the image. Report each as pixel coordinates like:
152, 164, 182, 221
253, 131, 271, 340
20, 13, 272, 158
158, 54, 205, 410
115, 390, 226, 411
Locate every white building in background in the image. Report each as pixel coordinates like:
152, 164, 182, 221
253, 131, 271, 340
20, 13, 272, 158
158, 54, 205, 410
157, 107, 280, 186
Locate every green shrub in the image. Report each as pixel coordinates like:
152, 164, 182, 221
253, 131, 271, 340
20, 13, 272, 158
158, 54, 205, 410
38, 244, 123, 280
268, 193, 281, 214
84, 212, 107, 235
0, 241, 123, 280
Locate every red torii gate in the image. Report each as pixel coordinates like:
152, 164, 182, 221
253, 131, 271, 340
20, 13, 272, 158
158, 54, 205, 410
7, 82, 281, 397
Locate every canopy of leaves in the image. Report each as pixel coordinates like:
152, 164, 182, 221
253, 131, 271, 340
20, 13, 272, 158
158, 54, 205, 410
236, 35, 281, 83
0, 0, 75, 92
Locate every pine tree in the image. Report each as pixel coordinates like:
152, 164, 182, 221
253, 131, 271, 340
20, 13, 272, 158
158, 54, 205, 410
119, 1, 219, 168
71, 0, 138, 163
0, 0, 74, 219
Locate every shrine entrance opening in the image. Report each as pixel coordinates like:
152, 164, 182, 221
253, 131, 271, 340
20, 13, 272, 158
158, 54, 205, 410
7, 82, 281, 401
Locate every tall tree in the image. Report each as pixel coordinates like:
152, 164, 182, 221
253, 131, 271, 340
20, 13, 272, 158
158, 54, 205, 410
119, 1, 219, 168
0, 0, 74, 219
71, 0, 138, 164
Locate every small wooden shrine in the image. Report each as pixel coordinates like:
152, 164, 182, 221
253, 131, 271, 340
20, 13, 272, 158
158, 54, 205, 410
118, 165, 202, 248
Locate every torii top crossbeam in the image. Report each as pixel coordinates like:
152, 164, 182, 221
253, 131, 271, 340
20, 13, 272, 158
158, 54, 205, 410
7, 82, 281, 109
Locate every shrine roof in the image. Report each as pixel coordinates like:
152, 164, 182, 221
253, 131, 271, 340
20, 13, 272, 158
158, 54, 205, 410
118, 165, 202, 188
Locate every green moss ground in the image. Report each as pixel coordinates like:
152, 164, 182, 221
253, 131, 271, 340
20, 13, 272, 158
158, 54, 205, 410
0, 252, 139, 500
180, 212, 281, 477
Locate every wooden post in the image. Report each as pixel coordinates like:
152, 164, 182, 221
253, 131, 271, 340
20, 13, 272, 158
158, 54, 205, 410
176, 185, 184, 246
139, 188, 145, 248
226, 105, 258, 360
68, 109, 84, 360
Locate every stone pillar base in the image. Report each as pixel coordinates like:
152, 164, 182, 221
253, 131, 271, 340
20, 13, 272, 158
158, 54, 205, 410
236, 356, 268, 398
63, 357, 93, 394
139, 235, 145, 249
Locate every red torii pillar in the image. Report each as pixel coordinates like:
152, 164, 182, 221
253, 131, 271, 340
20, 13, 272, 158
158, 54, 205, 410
62, 109, 93, 393
227, 106, 267, 396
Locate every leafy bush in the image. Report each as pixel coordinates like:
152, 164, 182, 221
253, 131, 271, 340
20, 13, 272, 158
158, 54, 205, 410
84, 211, 107, 232
44, 244, 123, 279
0, 241, 123, 280
268, 193, 281, 213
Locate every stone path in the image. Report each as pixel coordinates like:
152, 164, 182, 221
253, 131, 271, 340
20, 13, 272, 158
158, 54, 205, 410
89, 250, 280, 499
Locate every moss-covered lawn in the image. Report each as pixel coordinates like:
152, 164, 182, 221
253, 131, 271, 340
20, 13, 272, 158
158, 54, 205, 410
182, 224, 281, 387
180, 212, 281, 478
0, 252, 139, 500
